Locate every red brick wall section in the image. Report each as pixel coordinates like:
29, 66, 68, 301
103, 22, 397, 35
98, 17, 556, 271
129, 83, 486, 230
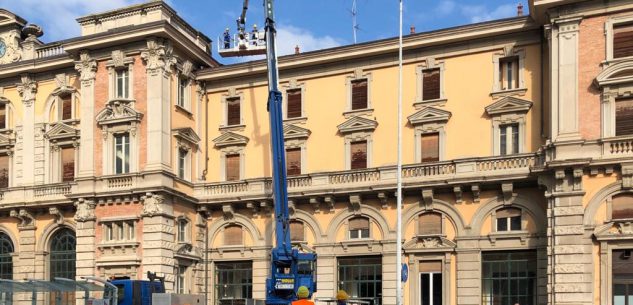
578, 15, 606, 140
93, 61, 108, 176
133, 56, 148, 171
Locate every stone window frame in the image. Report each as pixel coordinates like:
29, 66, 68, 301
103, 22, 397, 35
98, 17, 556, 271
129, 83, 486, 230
410, 255, 452, 305
0, 140, 13, 189
176, 216, 192, 243
0, 93, 14, 131
415, 211, 446, 237
98, 216, 139, 244
344, 132, 373, 170
346, 216, 373, 241
289, 220, 306, 244
490, 207, 529, 234
173, 128, 201, 182
596, 73, 633, 139
414, 124, 446, 163
222, 224, 244, 246
605, 14, 633, 62
604, 192, 633, 223
415, 58, 447, 108
344, 69, 374, 116
49, 88, 79, 124
598, 242, 633, 305
491, 46, 527, 97
285, 138, 307, 176
175, 264, 189, 294
220, 146, 245, 182
281, 79, 307, 123
490, 113, 527, 156
106, 50, 135, 102
175, 61, 195, 113
220, 88, 245, 130
47, 137, 79, 184
102, 127, 139, 175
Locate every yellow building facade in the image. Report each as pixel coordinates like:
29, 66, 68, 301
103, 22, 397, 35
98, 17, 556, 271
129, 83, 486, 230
0, 1, 632, 305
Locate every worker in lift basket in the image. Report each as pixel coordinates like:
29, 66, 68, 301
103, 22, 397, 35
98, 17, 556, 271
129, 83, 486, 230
223, 28, 231, 49
292, 286, 314, 305
336, 290, 350, 305
251, 24, 258, 46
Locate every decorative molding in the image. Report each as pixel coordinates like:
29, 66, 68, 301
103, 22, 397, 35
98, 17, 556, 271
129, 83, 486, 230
141, 192, 164, 217
324, 196, 335, 213
288, 199, 296, 216
421, 189, 433, 209
573, 168, 583, 191
595, 60, 633, 88
502, 183, 514, 203
212, 131, 249, 148
222, 204, 234, 220
485, 96, 533, 115
453, 186, 463, 204
74, 51, 97, 83
96, 99, 143, 127
471, 184, 481, 203
108, 50, 134, 68
349, 195, 362, 213
407, 107, 451, 125
45, 122, 80, 142
74, 198, 96, 222
49, 207, 64, 224
337, 116, 378, 134
140, 38, 176, 76
10, 209, 35, 229
16, 74, 37, 106
377, 192, 388, 209
310, 197, 321, 213
623, 163, 633, 189
173, 127, 201, 147
403, 236, 456, 250
283, 124, 311, 140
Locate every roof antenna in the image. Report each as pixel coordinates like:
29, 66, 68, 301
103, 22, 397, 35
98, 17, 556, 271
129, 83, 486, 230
351, 0, 359, 44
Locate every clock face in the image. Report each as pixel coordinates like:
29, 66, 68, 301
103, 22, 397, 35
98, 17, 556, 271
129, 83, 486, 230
0, 39, 6, 58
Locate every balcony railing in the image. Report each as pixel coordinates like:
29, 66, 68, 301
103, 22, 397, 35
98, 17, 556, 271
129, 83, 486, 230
194, 153, 539, 202
0, 183, 75, 204
603, 136, 633, 156
36, 44, 66, 59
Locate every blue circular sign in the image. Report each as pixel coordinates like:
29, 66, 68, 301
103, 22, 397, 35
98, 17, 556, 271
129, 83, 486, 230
401, 263, 408, 283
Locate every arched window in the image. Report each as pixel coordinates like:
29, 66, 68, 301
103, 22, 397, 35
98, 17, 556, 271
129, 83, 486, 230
290, 221, 305, 242
0, 232, 13, 279
224, 225, 243, 246
418, 212, 442, 235
348, 217, 370, 239
49, 228, 76, 279
612, 194, 633, 220
496, 207, 522, 232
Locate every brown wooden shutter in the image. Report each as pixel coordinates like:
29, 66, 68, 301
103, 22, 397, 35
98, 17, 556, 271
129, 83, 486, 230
225, 154, 240, 181
418, 261, 442, 273
224, 225, 243, 245
614, 23, 633, 59
61, 147, 74, 182
349, 217, 369, 230
421, 133, 439, 162
0, 155, 8, 188
422, 69, 440, 100
350, 140, 367, 169
351, 79, 368, 110
61, 94, 72, 120
286, 89, 302, 118
616, 98, 633, 136
290, 221, 304, 241
0, 104, 6, 130
418, 212, 442, 235
227, 98, 241, 126
496, 208, 521, 218
612, 194, 633, 220
286, 148, 301, 176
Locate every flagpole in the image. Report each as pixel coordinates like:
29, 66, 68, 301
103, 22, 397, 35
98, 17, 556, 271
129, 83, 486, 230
396, 1, 404, 305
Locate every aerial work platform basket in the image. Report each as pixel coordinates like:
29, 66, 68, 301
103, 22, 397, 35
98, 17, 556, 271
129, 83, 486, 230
217, 31, 267, 57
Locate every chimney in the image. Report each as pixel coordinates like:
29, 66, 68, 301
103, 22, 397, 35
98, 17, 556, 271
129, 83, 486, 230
517, 3, 524, 16
295, 45, 300, 54
410, 25, 416, 34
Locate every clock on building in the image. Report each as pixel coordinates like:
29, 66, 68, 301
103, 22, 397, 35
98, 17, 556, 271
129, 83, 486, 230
0, 39, 6, 58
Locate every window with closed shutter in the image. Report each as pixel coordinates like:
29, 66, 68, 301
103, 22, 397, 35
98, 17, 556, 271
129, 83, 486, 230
421, 133, 439, 162
0, 104, 6, 130
286, 89, 302, 118
422, 69, 440, 100
616, 98, 633, 136
612, 194, 633, 220
0, 155, 8, 188
614, 23, 633, 59
286, 148, 301, 176
350, 140, 367, 169
418, 212, 442, 235
224, 225, 243, 246
61, 147, 74, 182
351, 79, 368, 110
290, 221, 304, 242
227, 98, 241, 126
225, 154, 240, 181
60, 94, 72, 121
349, 217, 370, 239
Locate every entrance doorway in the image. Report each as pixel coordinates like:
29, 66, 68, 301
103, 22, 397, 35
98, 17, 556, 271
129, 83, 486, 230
419, 261, 442, 305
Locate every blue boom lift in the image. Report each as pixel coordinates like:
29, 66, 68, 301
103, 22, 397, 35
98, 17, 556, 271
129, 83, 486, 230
218, 1, 318, 305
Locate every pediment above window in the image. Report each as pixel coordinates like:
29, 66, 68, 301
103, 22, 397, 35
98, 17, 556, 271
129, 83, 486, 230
174, 242, 202, 261
0, 131, 14, 147
407, 107, 451, 125
213, 131, 249, 148
337, 116, 378, 134
402, 236, 456, 251
485, 96, 532, 116
594, 220, 633, 241
173, 127, 201, 146
45, 122, 79, 141
284, 124, 311, 140
595, 61, 633, 87
96, 99, 143, 126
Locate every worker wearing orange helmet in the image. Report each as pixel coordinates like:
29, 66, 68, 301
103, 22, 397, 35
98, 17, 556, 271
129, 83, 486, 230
336, 290, 350, 305
291, 286, 314, 305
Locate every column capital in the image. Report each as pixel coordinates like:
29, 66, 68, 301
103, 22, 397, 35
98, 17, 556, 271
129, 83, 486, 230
74, 50, 97, 85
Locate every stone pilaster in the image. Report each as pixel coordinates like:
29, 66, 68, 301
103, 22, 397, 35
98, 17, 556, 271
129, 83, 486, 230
455, 248, 481, 305
33, 123, 45, 184
10, 209, 36, 305
140, 193, 175, 289
252, 257, 269, 300
16, 74, 36, 186
74, 198, 97, 279
74, 51, 97, 178
314, 253, 335, 300
381, 252, 398, 305
141, 38, 175, 172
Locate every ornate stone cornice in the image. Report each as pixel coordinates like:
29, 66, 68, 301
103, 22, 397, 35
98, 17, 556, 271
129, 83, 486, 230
74, 51, 97, 84
10, 209, 35, 229
141, 38, 176, 76
74, 198, 96, 222
16, 74, 36, 106
141, 192, 164, 217
49, 207, 64, 224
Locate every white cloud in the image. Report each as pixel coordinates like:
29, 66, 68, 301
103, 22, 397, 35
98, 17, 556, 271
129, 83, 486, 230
461, 3, 517, 23
0, 0, 144, 41
435, 0, 457, 16
276, 24, 345, 56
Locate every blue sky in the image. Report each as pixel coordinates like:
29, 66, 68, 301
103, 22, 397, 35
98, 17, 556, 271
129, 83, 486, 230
0, 0, 526, 63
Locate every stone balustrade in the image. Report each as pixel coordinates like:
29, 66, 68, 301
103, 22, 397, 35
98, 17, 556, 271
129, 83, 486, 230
36, 44, 66, 59
603, 136, 633, 156
0, 182, 76, 205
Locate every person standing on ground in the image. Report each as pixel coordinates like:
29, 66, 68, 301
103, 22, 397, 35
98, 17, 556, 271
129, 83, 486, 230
291, 286, 314, 305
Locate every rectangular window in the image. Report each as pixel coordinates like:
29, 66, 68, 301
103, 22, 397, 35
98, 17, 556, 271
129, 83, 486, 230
178, 78, 187, 108
116, 69, 129, 99
286, 89, 302, 118
614, 23, 633, 59
499, 57, 519, 90
419, 261, 442, 305
482, 251, 536, 305
0, 155, 8, 188
61, 147, 74, 182
612, 194, 633, 220
224, 225, 243, 246
225, 154, 240, 181
116, 223, 124, 240
286, 148, 301, 176
227, 98, 241, 126
290, 221, 304, 242
338, 256, 382, 305
127, 221, 135, 240
105, 224, 113, 242
0, 104, 6, 130
349, 217, 370, 239
418, 213, 442, 235
351, 79, 368, 110
499, 124, 519, 156
350, 140, 368, 170
176, 265, 187, 294
496, 208, 522, 232
215, 261, 252, 305
61, 95, 72, 121
114, 133, 130, 174
421, 133, 440, 163
178, 148, 187, 179
613, 249, 633, 305
616, 98, 633, 136
178, 220, 188, 243
422, 69, 440, 101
